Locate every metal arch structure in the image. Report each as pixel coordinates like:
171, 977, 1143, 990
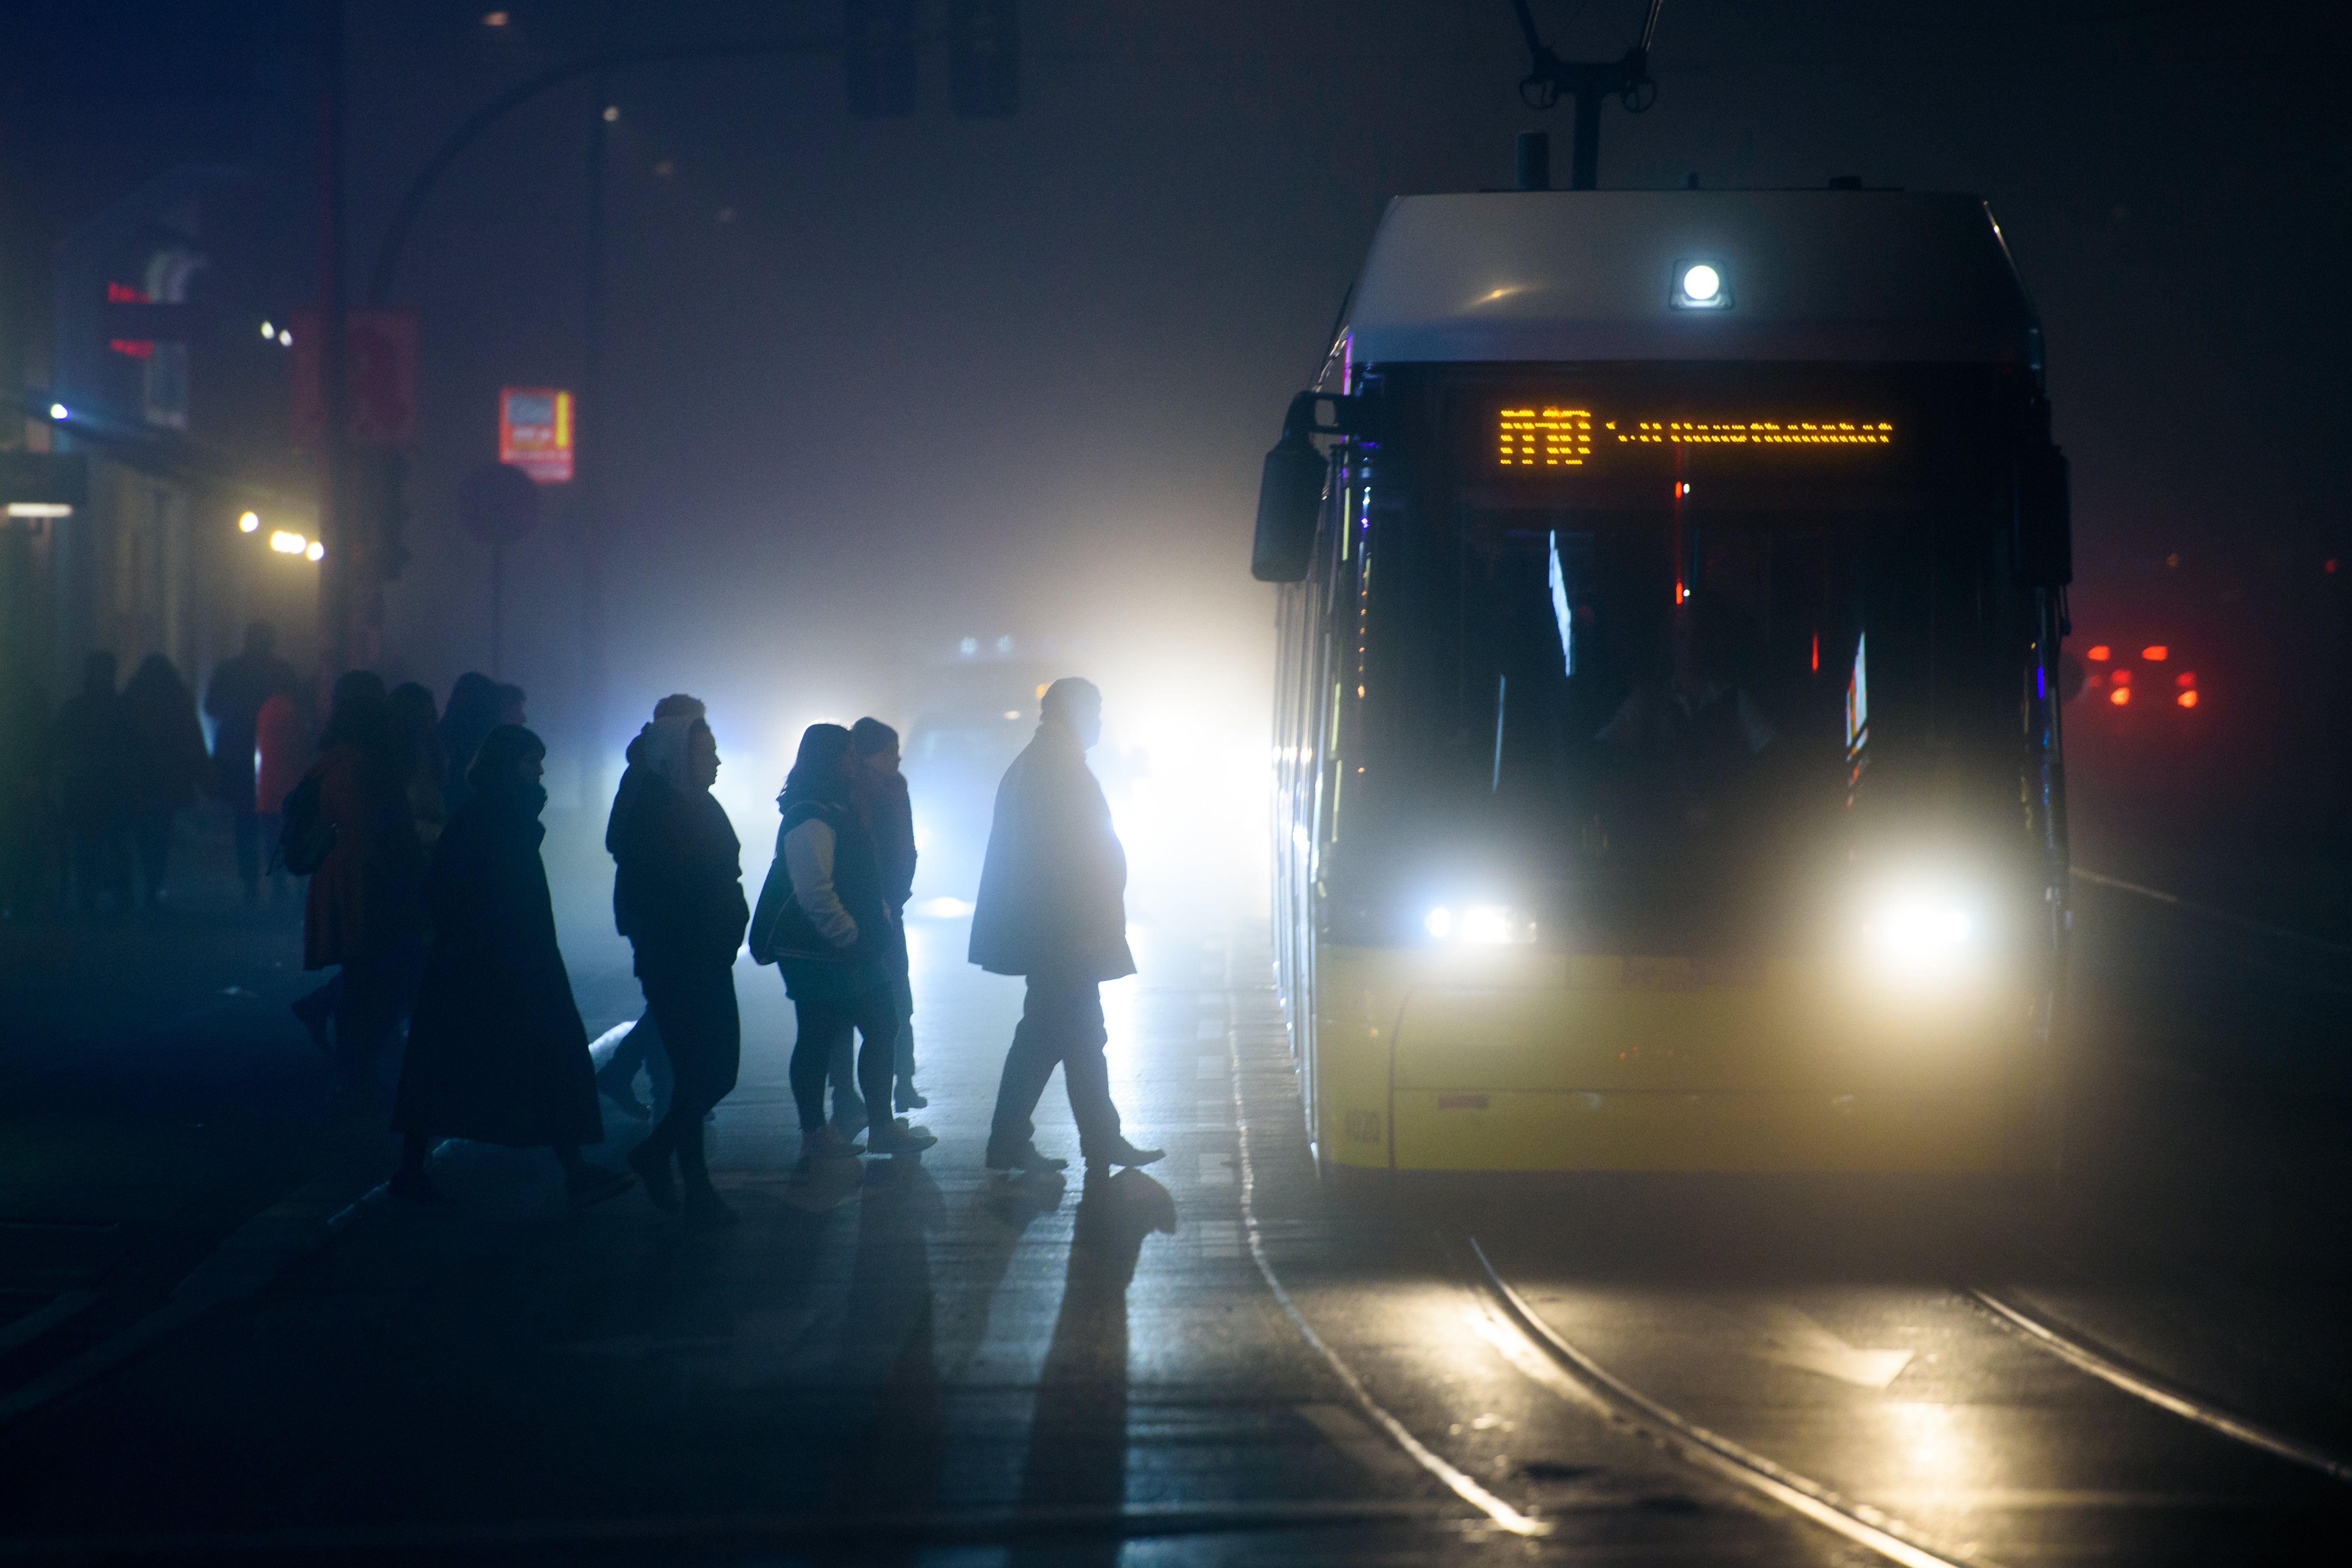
1506, 0, 1666, 191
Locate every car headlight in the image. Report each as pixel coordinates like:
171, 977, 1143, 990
1425, 903, 1538, 945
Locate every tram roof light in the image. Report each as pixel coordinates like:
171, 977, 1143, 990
238, 511, 260, 533
305, 540, 325, 562
1670, 261, 1731, 310
2141, 645, 2168, 661
48, 403, 68, 421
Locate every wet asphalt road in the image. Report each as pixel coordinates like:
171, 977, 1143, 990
0, 831, 2348, 1563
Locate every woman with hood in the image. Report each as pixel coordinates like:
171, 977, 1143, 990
391, 726, 631, 1207
610, 712, 749, 1226
767, 723, 936, 1161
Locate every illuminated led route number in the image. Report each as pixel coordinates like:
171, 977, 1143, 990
1497, 407, 1896, 468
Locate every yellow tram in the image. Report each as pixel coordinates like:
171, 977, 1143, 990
1250, 190, 2072, 1179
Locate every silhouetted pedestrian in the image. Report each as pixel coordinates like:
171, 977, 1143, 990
301, 671, 428, 1108
610, 711, 748, 1228
0, 671, 49, 918
391, 726, 632, 1209
437, 672, 501, 816
252, 685, 309, 913
386, 683, 447, 850
595, 694, 707, 1123
51, 651, 134, 915
122, 654, 209, 910
204, 621, 297, 903
852, 716, 925, 1111
973, 678, 1162, 1177
764, 724, 936, 1164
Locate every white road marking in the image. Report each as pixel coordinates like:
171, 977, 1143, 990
1197, 1055, 1229, 1080
1298, 1402, 1432, 1480
1196, 1019, 1227, 1040
1758, 1306, 1915, 1389
1196, 1221, 1242, 1259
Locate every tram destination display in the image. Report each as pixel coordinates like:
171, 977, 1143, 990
1496, 405, 1897, 470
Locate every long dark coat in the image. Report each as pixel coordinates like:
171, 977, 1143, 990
394, 781, 601, 1148
301, 743, 427, 971
968, 721, 1135, 981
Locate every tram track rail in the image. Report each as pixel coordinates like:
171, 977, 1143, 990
1963, 1286, 2352, 1483
1451, 1232, 1993, 1568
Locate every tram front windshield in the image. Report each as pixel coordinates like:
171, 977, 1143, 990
1347, 372, 2006, 953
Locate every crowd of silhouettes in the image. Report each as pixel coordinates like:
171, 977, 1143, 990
4, 641, 1166, 1216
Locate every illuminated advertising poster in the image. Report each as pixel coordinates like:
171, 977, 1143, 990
499, 387, 574, 482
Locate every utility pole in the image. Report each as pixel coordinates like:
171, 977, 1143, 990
316, 0, 355, 677
577, 74, 612, 811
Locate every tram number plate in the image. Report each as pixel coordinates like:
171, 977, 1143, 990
1344, 1108, 1383, 1143
1620, 956, 1767, 991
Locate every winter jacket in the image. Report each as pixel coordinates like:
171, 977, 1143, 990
609, 770, 747, 974
855, 768, 917, 912
255, 692, 308, 815
968, 721, 1135, 981
395, 780, 601, 1147
768, 797, 901, 998
301, 741, 428, 971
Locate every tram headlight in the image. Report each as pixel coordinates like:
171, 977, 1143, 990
1424, 903, 1537, 946
1859, 886, 1980, 980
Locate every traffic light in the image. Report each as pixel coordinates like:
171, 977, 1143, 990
844, 0, 917, 117
949, 0, 1019, 118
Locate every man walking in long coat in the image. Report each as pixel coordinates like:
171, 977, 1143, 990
972, 677, 1163, 1177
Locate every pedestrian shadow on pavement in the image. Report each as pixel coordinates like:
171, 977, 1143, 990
826, 1161, 947, 1535
1011, 1167, 1178, 1568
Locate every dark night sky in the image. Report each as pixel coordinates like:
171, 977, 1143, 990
10, 0, 2349, 800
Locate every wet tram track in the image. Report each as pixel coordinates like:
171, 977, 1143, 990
1214, 1006, 2348, 1557
1445, 1226, 2351, 1564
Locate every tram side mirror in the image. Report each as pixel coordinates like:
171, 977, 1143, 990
1252, 392, 1331, 583
2016, 445, 2073, 588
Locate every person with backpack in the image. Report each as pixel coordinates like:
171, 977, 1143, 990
297, 672, 427, 1108
390, 726, 632, 1208
755, 724, 935, 1163
609, 710, 749, 1228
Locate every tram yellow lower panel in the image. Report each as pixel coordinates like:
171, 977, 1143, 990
1307, 943, 2055, 1175
1387, 1088, 2009, 1173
